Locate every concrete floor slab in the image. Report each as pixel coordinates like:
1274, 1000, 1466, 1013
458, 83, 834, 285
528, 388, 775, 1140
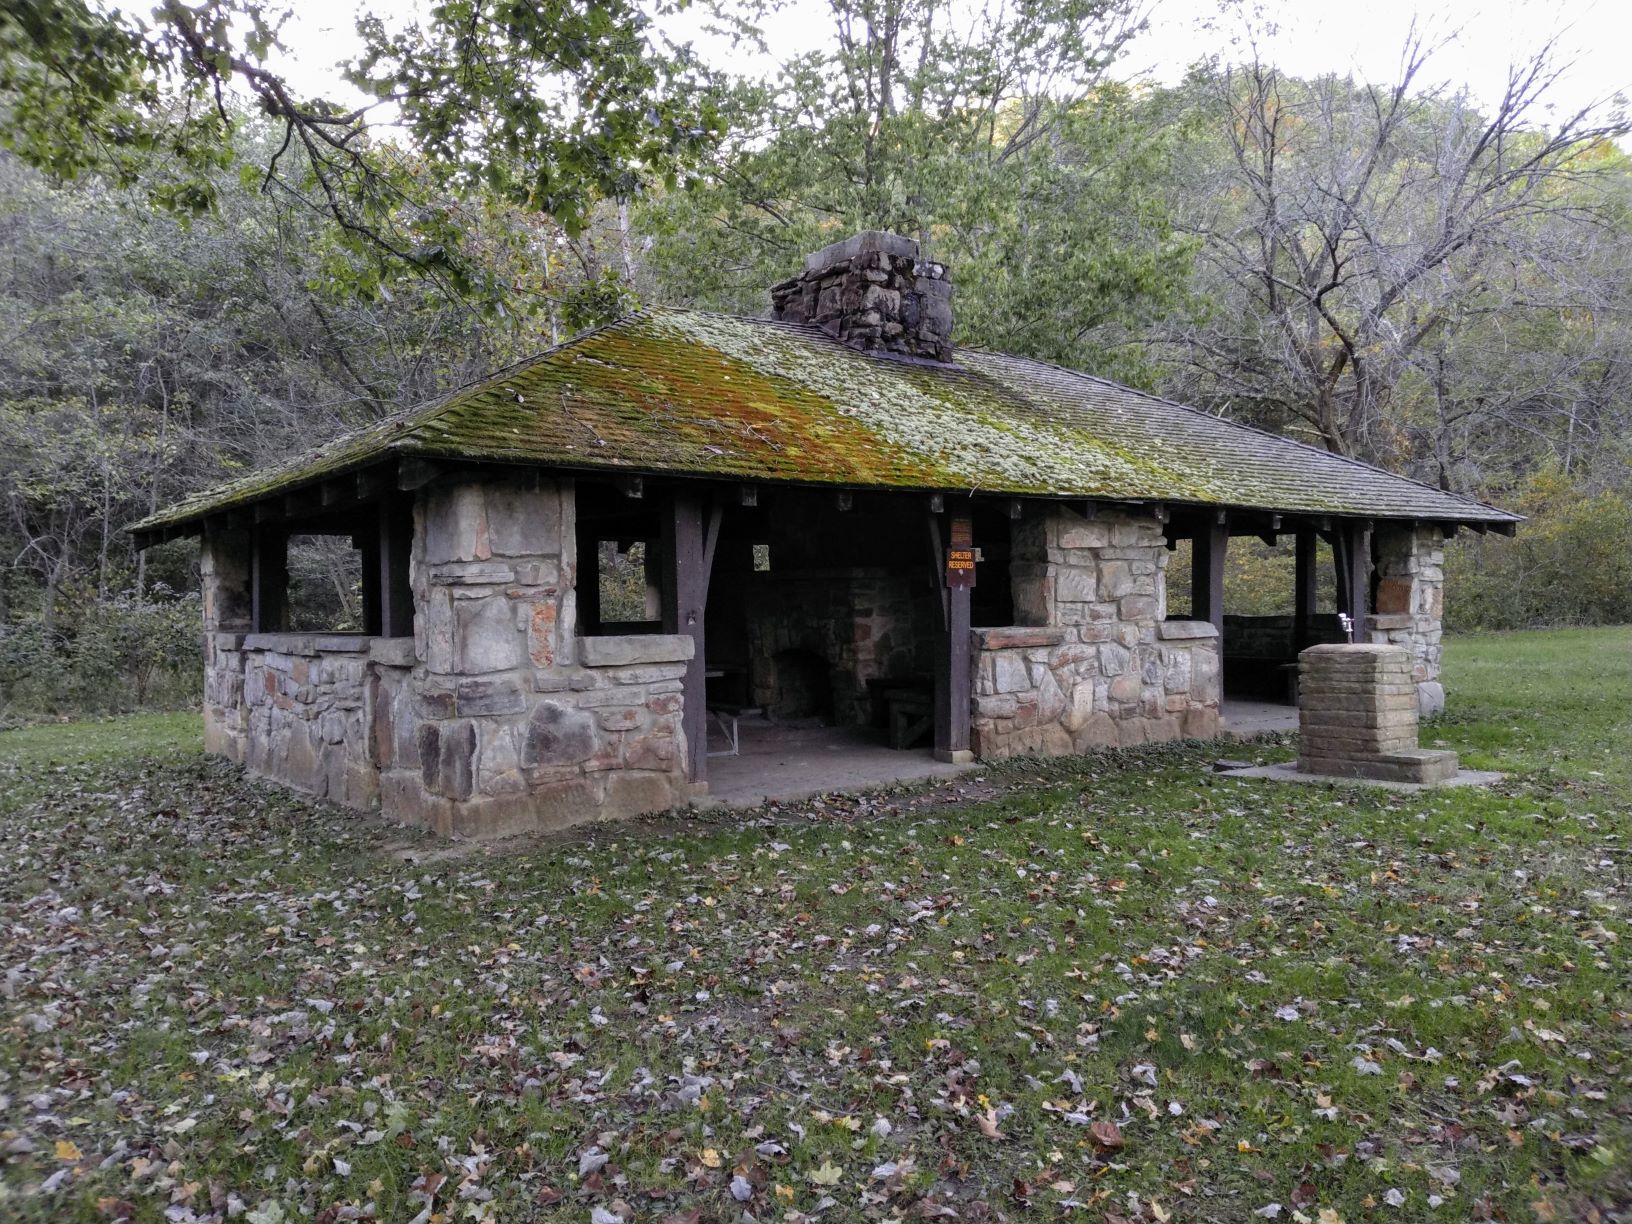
698, 720, 972, 808
1217, 762, 1505, 792
1220, 699, 1299, 736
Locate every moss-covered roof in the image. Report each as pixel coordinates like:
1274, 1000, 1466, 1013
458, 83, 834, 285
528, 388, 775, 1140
134, 307, 1519, 532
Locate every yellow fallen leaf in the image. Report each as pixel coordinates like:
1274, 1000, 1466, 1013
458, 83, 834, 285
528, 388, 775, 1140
977, 1108, 1004, 1140
54, 1139, 82, 1162
700, 1148, 722, 1169
774, 1184, 795, 1203
809, 1160, 843, 1186
1180, 1033, 1197, 1051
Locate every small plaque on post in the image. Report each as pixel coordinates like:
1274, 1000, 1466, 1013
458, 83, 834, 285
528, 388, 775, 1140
946, 548, 976, 587
945, 516, 976, 587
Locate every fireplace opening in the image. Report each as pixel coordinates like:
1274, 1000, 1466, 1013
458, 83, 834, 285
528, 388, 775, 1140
767, 648, 833, 723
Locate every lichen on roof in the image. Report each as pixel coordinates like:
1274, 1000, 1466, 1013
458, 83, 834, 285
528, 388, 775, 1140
133, 307, 1520, 533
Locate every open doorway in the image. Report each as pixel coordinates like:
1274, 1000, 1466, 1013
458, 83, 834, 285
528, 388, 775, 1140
1168, 534, 1346, 703
701, 486, 946, 798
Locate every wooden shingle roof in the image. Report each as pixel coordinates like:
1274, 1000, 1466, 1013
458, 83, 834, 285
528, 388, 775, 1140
134, 307, 1520, 533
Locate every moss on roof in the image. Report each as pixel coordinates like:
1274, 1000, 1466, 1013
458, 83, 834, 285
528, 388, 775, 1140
134, 308, 1519, 532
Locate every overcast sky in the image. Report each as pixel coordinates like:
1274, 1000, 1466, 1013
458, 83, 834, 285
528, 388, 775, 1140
272, 0, 1629, 125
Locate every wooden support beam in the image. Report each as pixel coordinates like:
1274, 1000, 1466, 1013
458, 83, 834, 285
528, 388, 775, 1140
250, 527, 288, 633
1294, 529, 1318, 652
321, 479, 349, 508
378, 495, 415, 637
1192, 516, 1228, 637
702, 502, 723, 584
1491, 520, 1517, 537
357, 465, 390, 502
1336, 521, 1370, 640
282, 491, 308, 520
660, 491, 710, 785
359, 531, 382, 636
925, 513, 948, 625
253, 500, 281, 525
931, 511, 973, 764
578, 530, 603, 636
398, 457, 444, 492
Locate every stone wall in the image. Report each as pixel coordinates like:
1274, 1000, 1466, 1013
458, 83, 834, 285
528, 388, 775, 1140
199, 475, 693, 839
234, 634, 379, 807
369, 475, 691, 838
970, 507, 1221, 758
770, 231, 954, 363
1368, 525, 1447, 716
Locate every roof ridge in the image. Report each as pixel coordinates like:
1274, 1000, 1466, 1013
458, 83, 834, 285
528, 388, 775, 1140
971, 347, 1521, 522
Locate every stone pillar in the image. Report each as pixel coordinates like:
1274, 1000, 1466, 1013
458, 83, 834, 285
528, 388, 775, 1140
1297, 644, 1457, 783
970, 504, 1219, 757
200, 524, 253, 759
1369, 525, 1446, 715
201, 524, 252, 634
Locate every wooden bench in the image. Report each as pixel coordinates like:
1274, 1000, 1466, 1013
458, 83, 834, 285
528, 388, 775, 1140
706, 703, 762, 757
881, 686, 933, 751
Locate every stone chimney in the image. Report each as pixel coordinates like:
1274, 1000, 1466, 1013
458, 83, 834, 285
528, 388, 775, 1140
770, 230, 954, 363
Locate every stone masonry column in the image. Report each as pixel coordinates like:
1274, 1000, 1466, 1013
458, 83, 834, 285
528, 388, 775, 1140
1298, 644, 1458, 783
200, 523, 253, 760
1369, 525, 1447, 716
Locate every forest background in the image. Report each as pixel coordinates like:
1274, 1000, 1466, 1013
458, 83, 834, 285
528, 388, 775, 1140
2, 0, 1628, 720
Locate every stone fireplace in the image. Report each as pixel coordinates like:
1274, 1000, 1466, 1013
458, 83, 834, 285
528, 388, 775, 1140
745, 566, 936, 727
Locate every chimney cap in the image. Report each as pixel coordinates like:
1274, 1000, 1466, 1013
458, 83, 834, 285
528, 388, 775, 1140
804, 229, 920, 273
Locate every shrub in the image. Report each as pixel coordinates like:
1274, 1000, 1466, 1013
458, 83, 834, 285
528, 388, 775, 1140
0, 587, 202, 722
1445, 470, 1632, 630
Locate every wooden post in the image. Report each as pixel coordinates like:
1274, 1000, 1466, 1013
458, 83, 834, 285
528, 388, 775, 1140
379, 495, 415, 637
359, 531, 382, 636
578, 528, 602, 636
250, 527, 288, 633
932, 511, 974, 763
1191, 518, 1228, 637
1338, 521, 1371, 641
1293, 529, 1318, 651
660, 491, 710, 784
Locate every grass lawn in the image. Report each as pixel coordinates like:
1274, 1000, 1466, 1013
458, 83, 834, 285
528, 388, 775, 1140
1, 628, 1627, 1224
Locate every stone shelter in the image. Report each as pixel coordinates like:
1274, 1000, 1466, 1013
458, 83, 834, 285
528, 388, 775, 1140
132, 231, 1519, 837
